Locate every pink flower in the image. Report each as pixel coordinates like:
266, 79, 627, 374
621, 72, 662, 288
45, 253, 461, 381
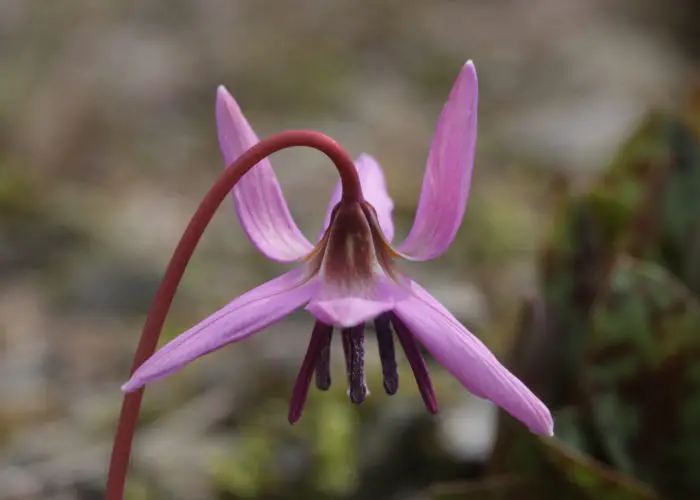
121, 62, 553, 436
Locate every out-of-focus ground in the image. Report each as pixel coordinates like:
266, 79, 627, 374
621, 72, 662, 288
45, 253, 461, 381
0, 1, 697, 499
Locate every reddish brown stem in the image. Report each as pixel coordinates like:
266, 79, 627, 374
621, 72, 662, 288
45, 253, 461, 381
105, 130, 361, 500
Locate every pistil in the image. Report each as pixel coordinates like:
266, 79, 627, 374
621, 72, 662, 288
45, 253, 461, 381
342, 325, 368, 403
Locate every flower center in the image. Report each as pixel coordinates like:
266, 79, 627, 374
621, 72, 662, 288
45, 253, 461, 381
289, 201, 438, 414
305, 200, 397, 286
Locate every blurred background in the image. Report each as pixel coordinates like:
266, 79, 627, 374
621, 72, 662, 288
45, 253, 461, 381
2, 1, 700, 499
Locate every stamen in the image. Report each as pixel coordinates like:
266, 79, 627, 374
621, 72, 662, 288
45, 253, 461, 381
374, 313, 398, 395
341, 325, 368, 404
314, 322, 333, 390
289, 321, 332, 423
390, 314, 438, 413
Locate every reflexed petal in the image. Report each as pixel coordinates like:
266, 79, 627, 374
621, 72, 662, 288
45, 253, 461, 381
122, 269, 318, 392
397, 61, 478, 260
321, 154, 395, 242
216, 86, 313, 262
305, 277, 407, 328
393, 279, 554, 436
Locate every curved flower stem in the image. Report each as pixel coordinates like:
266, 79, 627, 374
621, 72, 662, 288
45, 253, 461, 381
105, 130, 361, 500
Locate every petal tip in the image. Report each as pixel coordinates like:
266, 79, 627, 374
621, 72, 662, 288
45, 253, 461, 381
216, 84, 232, 99
459, 60, 478, 86
216, 85, 238, 112
544, 417, 555, 437
530, 407, 555, 436
120, 380, 139, 393
540, 426, 555, 437
355, 152, 376, 163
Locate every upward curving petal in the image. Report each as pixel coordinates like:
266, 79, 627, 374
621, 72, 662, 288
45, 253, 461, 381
397, 61, 478, 260
122, 269, 318, 392
393, 279, 554, 436
321, 154, 395, 242
216, 86, 314, 262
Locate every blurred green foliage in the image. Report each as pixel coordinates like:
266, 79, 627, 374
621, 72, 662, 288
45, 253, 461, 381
430, 88, 700, 499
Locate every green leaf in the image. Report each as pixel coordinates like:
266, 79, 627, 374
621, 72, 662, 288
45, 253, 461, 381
585, 257, 700, 497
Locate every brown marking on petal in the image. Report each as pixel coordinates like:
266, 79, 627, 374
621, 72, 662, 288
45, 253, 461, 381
323, 201, 375, 285
361, 202, 399, 280
361, 202, 402, 259
300, 205, 338, 282
301, 205, 338, 264
304, 200, 399, 287
311, 202, 375, 283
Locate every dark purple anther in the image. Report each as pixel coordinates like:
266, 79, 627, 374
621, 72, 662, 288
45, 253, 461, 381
374, 313, 398, 395
341, 324, 367, 404
390, 313, 438, 413
314, 322, 333, 390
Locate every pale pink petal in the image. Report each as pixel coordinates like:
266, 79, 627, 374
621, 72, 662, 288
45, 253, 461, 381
122, 269, 318, 392
397, 61, 478, 260
393, 279, 554, 436
321, 154, 395, 242
305, 277, 408, 328
217, 86, 314, 262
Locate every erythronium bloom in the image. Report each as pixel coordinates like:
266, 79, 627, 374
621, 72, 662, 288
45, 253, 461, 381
122, 61, 553, 436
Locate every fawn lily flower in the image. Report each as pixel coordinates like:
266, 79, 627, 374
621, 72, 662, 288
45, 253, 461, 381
122, 62, 553, 436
